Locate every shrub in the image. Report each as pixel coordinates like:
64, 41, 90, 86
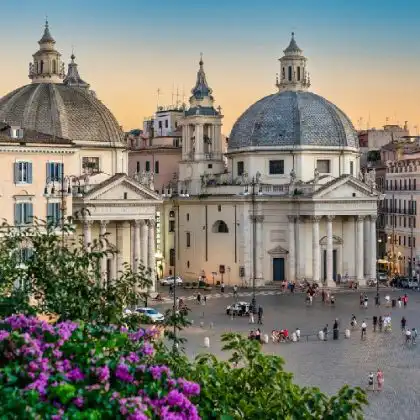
0, 314, 200, 419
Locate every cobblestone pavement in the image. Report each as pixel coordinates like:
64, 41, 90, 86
156, 290, 420, 420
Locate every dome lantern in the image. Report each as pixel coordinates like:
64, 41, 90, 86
276, 33, 310, 92
29, 19, 65, 84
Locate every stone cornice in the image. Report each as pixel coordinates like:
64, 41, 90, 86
0, 146, 76, 154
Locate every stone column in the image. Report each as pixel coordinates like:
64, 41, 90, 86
83, 220, 92, 249
363, 218, 370, 276
133, 220, 141, 272
140, 220, 148, 269
194, 124, 203, 160
110, 254, 117, 281
288, 216, 296, 282
370, 215, 377, 282
296, 216, 303, 279
255, 215, 265, 285
312, 216, 321, 282
326, 215, 335, 286
356, 216, 365, 284
100, 220, 108, 283
148, 219, 156, 291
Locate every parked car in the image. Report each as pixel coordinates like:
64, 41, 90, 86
408, 279, 419, 289
124, 307, 165, 323
160, 276, 183, 286
377, 271, 388, 283
390, 276, 409, 288
226, 301, 250, 316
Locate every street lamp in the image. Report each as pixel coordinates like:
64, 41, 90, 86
243, 176, 262, 313
377, 238, 382, 295
162, 184, 188, 349
44, 175, 83, 244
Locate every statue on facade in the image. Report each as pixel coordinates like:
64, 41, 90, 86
255, 171, 261, 184
241, 171, 249, 185
29, 62, 34, 76
290, 168, 296, 184
358, 170, 364, 181
148, 171, 154, 188
313, 168, 319, 184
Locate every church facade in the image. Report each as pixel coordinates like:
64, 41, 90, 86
0, 21, 161, 289
160, 34, 381, 287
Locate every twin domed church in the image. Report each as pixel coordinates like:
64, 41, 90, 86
0, 23, 379, 288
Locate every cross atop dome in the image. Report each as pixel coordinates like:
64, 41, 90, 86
191, 53, 213, 100
276, 33, 310, 92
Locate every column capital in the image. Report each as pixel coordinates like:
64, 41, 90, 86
326, 215, 335, 221
250, 215, 264, 223
356, 215, 365, 222
100, 220, 109, 228
370, 215, 378, 222
311, 216, 322, 222
83, 220, 94, 226
148, 219, 156, 228
288, 215, 297, 223
133, 219, 143, 227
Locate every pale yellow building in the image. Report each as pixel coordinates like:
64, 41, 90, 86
0, 21, 161, 288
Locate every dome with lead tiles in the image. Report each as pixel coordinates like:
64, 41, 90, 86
228, 91, 358, 150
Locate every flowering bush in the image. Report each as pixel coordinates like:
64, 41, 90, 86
0, 315, 200, 419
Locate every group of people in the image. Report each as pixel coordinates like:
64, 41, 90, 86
321, 289, 335, 305
248, 328, 262, 342
367, 369, 384, 392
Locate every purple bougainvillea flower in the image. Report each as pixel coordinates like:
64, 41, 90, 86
115, 363, 134, 383
66, 368, 85, 382
0, 330, 10, 341
73, 396, 84, 408
96, 365, 110, 383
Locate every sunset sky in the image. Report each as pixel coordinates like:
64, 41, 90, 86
1, 0, 419, 135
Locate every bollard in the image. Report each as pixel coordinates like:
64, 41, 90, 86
209, 322, 214, 329
291, 332, 297, 342
345, 329, 350, 339
200, 321, 204, 328
263, 334, 269, 344
318, 330, 324, 341
204, 337, 210, 348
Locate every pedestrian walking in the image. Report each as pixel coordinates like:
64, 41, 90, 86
375, 293, 380, 306
378, 316, 383, 332
203, 295, 207, 305
401, 316, 407, 331
361, 321, 367, 340
233, 285, 238, 299
411, 327, 417, 344
323, 324, 328, 341
363, 294, 368, 309
322, 289, 326, 304
290, 282, 295, 293
405, 328, 412, 344
376, 369, 384, 392
373, 315, 378, 332
350, 314, 357, 329
257, 306, 263, 325
398, 296, 402, 308
295, 327, 301, 341
221, 282, 225, 294
403, 293, 408, 307
330, 294, 335, 306
367, 372, 375, 391
197, 292, 201, 305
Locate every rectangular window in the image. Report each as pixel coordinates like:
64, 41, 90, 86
20, 247, 34, 262
47, 202, 61, 225
14, 202, 33, 225
269, 160, 284, 175
155, 161, 159, 174
14, 162, 33, 184
158, 121, 162, 129
404, 236, 406, 247
408, 237, 411, 247
46, 162, 64, 181
82, 157, 100, 174
136, 161, 140, 173
316, 159, 331, 174
414, 179, 417, 191
237, 161, 244, 176
409, 179, 412, 190
414, 237, 416, 248
350, 161, 354, 176
145, 161, 150, 172
165, 120, 169, 128
169, 220, 175, 232
186, 232, 191, 248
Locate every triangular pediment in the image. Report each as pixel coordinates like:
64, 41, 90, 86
83, 174, 162, 202
312, 175, 378, 199
268, 245, 289, 255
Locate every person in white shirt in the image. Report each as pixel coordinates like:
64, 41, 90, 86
361, 321, 367, 339
295, 328, 301, 341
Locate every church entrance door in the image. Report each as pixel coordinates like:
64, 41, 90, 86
272, 258, 285, 281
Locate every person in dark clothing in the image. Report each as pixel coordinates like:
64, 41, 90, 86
373, 315, 378, 332
375, 293, 380, 306
401, 317, 407, 331
257, 306, 263, 324
378, 316, 383, 332
290, 283, 295, 293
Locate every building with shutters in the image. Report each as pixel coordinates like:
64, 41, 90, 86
0, 21, 161, 289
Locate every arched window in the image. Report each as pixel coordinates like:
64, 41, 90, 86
212, 220, 229, 233
35, 62, 39, 73
288, 66, 292, 81
52, 59, 57, 73
40, 60, 44, 73
297, 66, 301, 81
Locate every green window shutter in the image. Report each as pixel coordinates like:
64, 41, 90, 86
27, 163, 33, 184
14, 203, 21, 225
14, 162, 19, 183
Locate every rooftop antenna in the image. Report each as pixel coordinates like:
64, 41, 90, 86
171, 82, 174, 108
175, 86, 180, 108
156, 88, 161, 110
182, 86, 186, 104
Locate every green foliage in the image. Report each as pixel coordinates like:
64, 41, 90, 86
163, 333, 368, 419
0, 219, 153, 325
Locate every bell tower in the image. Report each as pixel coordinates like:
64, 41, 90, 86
178, 55, 225, 195
276, 33, 310, 92
29, 19, 65, 84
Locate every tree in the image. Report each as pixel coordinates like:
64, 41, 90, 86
0, 219, 152, 324
158, 333, 367, 419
